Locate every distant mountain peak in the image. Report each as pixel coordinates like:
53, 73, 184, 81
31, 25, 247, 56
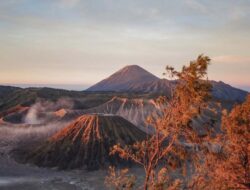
122, 64, 141, 68
85, 65, 248, 103
87, 64, 159, 91
112, 64, 157, 78
119, 64, 145, 71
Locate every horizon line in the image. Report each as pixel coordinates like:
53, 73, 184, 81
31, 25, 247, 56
1, 82, 250, 92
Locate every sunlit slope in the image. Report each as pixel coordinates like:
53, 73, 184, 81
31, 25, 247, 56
25, 114, 147, 170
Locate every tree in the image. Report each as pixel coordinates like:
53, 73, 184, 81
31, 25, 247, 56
192, 95, 250, 189
105, 166, 137, 190
106, 55, 212, 190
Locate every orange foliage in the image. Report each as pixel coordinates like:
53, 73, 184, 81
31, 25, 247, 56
190, 95, 250, 190
106, 55, 213, 190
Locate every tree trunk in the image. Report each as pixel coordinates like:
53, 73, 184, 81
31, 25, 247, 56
144, 174, 149, 190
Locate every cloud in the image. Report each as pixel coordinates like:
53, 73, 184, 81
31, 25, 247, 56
185, 0, 208, 14
0, 0, 250, 89
213, 55, 250, 64
58, 0, 81, 8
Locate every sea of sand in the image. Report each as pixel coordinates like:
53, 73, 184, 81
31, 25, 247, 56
0, 136, 110, 190
0, 139, 145, 190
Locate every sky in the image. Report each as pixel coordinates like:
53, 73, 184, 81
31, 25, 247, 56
0, 0, 249, 91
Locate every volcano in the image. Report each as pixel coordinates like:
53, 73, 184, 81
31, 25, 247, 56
87, 65, 159, 92
25, 114, 147, 170
86, 65, 248, 102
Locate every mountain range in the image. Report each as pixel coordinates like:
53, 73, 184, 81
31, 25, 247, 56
2, 64, 248, 171
87, 65, 248, 102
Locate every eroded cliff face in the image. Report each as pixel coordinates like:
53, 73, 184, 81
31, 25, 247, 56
81, 97, 164, 132
24, 114, 147, 170
51, 96, 221, 136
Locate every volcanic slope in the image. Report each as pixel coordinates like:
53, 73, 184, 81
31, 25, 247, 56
86, 65, 159, 92
25, 114, 147, 170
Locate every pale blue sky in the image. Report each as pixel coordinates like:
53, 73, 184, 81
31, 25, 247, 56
0, 0, 249, 91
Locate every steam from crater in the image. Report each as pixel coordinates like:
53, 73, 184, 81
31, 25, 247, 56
24, 98, 74, 125
24, 103, 40, 124
0, 122, 69, 150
